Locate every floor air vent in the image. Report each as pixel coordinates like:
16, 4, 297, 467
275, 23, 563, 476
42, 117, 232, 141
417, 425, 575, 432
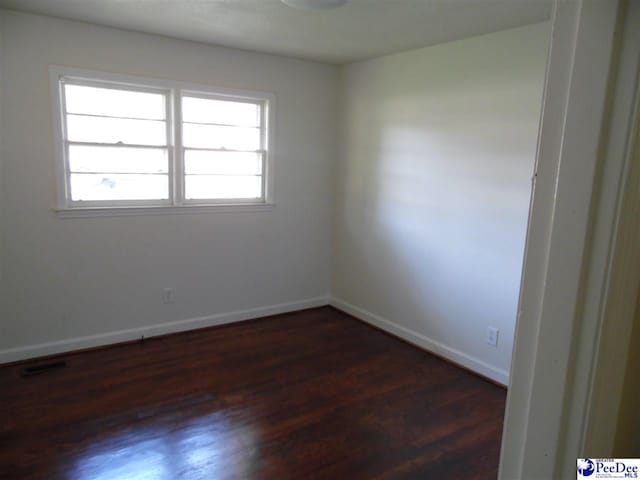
21, 360, 67, 377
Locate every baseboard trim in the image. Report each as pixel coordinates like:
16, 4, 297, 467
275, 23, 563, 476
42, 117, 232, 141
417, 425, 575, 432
330, 297, 509, 386
0, 296, 330, 365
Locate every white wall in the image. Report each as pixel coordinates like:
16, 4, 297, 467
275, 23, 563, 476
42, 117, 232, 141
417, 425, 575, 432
331, 22, 550, 384
0, 13, 5, 311
0, 11, 337, 361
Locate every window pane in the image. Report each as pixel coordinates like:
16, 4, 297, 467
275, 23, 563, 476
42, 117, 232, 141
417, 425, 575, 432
182, 124, 260, 150
182, 96, 259, 126
185, 175, 262, 200
69, 145, 168, 174
65, 84, 165, 120
70, 173, 169, 201
66, 114, 167, 146
184, 150, 261, 175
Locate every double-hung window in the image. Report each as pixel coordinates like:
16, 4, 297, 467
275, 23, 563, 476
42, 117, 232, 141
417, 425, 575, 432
52, 67, 273, 213
181, 94, 264, 201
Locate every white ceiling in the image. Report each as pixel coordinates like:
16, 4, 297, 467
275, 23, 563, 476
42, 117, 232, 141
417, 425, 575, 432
0, 0, 552, 64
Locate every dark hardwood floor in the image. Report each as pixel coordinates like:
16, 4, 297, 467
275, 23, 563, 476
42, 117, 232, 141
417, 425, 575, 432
0, 307, 506, 480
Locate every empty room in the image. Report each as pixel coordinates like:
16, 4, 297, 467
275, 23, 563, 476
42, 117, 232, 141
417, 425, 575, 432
1, 1, 639, 479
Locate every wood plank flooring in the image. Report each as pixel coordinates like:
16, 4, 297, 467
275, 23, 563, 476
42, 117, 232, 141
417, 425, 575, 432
0, 307, 506, 479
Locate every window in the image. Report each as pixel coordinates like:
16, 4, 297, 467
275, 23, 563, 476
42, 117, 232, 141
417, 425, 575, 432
51, 67, 273, 213
181, 95, 264, 201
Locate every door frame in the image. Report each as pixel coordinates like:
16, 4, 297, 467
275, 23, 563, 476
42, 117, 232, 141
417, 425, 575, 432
499, 1, 640, 478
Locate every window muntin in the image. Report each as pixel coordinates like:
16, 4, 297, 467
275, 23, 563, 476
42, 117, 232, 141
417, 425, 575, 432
54, 70, 272, 209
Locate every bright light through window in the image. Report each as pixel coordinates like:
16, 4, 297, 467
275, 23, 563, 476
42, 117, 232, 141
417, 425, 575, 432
55, 71, 271, 209
181, 95, 264, 201
63, 83, 169, 202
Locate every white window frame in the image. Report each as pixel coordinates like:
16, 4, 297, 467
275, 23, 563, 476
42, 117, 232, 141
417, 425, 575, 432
178, 90, 269, 206
50, 66, 275, 217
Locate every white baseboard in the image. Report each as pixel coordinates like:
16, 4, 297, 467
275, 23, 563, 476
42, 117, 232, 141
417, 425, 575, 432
330, 297, 509, 386
2, 296, 511, 386
0, 296, 330, 364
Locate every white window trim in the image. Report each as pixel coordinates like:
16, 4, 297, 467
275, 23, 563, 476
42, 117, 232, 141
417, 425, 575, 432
49, 65, 275, 217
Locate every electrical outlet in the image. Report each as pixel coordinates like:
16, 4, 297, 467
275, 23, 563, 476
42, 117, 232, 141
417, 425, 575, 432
162, 288, 175, 304
487, 326, 499, 347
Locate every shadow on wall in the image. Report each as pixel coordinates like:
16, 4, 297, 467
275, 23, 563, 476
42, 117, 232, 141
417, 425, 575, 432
332, 22, 550, 381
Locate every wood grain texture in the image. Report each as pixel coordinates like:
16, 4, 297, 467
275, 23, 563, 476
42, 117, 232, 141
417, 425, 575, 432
0, 307, 506, 479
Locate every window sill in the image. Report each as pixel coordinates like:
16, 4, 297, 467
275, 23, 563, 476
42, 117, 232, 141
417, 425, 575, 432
53, 203, 275, 218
